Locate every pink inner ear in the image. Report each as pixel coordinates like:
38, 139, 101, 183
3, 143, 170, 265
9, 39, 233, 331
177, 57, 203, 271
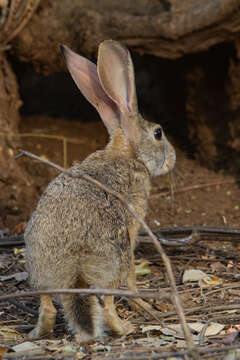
97, 40, 138, 117
61, 44, 120, 136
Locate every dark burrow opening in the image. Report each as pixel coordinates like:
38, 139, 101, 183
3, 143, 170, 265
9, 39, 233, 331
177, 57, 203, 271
11, 41, 239, 173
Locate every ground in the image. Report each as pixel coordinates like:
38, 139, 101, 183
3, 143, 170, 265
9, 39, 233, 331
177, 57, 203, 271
0, 115, 240, 359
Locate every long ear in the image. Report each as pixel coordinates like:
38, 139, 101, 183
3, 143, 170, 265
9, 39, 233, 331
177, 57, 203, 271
60, 44, 119, 136
97, 40, 138, 118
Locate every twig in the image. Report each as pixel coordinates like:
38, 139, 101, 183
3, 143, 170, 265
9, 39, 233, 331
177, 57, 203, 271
1, 131, 92, 168
204, 283, 240, 297
0, 290, 37, 315
185, 303, 240, 317
91, 343, 240, 360
0, 288, 168, 301
155, 226, 240, 239
125, 296, 170, 323
16, 150, 196, 355
139, 302, 240, 320
153, 179, 240, 198
3, 348, 46, 359
0, 236, 24, 247
2, 225, 240, 249
15, 149, 64, 171
199, 314, 240, 345
139, 231, 199, 247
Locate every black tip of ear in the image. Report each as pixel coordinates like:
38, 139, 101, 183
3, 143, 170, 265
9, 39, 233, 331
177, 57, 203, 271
59, 44, 68, 61
59, 43, 65, 54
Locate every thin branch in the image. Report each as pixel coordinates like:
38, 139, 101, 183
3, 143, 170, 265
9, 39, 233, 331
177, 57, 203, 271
16, 150, 196, 354
15, 149, 64, 171
3, 348, 46, 359
154, 226, 240, 238
138, 231, 200, 247
0, 235, 24, 247
198, 314, 240, 346
153, 179, 240, 198
90, 343, 240, 360
160, 303, 240, 320
0, 288, 167, 301
138, 226, 240, 246
2, 225, 240, 249
0, 130, 93, 169
0, 290, 37, 315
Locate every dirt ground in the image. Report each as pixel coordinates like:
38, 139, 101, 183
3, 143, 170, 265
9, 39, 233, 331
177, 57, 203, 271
18, 114, 240, 229
1, 115, 240, 359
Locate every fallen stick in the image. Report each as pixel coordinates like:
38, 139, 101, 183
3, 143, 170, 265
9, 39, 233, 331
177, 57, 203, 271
0, 287, 167, 301
153, 179, 240, 197
2, 225, 240, 250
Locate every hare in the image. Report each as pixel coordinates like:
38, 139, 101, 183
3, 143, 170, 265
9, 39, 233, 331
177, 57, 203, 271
24, 40, 176, 343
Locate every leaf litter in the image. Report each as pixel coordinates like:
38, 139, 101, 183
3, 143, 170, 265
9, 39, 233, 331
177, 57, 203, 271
2, 152, 240, 359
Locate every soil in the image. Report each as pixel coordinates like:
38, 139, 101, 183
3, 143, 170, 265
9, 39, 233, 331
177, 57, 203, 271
9, 113, 240, 230
1, 114, 240, 359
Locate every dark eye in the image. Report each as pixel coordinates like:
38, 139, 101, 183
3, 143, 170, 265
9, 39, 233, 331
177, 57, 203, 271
154, 127, 162, 141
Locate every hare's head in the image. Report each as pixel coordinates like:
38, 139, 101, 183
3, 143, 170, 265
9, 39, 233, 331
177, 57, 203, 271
61, 40, 175, 177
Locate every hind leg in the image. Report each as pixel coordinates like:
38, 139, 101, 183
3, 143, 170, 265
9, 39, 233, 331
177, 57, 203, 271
127, 225, 154, 313
29, 295, 56, 339
103, 296, 134, 336
127, 254, 154, 313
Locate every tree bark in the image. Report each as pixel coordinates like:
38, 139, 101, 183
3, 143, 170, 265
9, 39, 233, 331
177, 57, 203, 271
0, 52, 36, 227
9, 0, 240, 74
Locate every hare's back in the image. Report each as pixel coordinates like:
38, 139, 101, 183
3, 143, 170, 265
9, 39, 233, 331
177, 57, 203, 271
25, 157, 149, 252
24, 158, 150, 289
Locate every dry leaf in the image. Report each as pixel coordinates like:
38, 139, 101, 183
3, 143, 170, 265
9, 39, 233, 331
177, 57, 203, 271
210, 262, 226, 272
37, 339, 63, 352
135, 259, 151, 276
175, 339, 187, 348
140, 325, 162, 333
183, 269, 207, 282
0, 272, 28, 282
12, 342, 40, 352
186, 322, 225, 336
13, 248, 25, 256
0, 327, 23, 341
227, 260, 234, 268
63, 345, 78, 356
134, 337, 168, 346
205, 323, 225, 336
40, 155, 48, 160
14, 222, 27, 233
91, 344, 111, 352
146, 322, 225, 337
0, 346, 7, 359
199, 275, 223, 288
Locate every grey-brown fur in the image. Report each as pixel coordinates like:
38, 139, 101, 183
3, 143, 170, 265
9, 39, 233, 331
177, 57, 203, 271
25, 40, 175, 342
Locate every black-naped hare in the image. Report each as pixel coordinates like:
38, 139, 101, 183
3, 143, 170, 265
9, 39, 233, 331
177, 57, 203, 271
25, 40, 176, 343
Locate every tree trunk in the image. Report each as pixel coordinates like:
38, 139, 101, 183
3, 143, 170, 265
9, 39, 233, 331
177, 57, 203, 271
9, 0, 240, 73
0, 52, 36, 227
